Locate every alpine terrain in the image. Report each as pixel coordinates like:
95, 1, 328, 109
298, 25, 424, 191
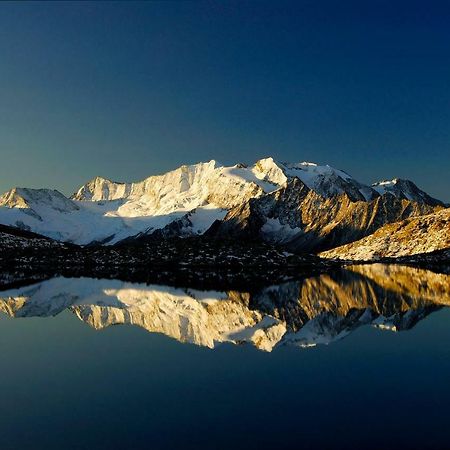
0, 157, 447, 262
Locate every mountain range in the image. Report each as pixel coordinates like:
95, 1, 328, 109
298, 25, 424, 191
0, 157, 448, 259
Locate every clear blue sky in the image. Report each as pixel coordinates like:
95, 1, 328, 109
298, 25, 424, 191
0, 1, 449, 201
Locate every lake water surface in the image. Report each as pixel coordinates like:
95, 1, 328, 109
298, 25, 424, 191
0, 264, 449, 449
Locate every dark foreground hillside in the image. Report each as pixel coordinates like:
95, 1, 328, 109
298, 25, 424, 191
0, 233, 336, 291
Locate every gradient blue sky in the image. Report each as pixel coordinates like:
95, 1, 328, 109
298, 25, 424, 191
0, 1, 449, 200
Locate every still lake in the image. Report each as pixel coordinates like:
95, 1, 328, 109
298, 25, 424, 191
0, 264, 449, 449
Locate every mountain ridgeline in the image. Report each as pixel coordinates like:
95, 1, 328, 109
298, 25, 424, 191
0, 157, 447, 258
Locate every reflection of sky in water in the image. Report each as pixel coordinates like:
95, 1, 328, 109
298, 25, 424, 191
0, 264, 450, 449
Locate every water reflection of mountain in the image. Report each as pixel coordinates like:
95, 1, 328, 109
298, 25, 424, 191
0, 264, 449, 351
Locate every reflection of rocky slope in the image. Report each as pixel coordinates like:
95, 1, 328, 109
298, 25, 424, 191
348, 264, 450, 300
0, 265, 449, 351
252, 265, 450, 346
320, 208, 450, 260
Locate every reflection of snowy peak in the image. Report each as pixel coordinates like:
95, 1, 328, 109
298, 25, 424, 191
1, 265, 448, 351
0, 158, 445, 248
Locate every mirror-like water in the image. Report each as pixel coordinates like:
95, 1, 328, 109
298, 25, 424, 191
1, 264, 449, 351
0, 264, 449, 449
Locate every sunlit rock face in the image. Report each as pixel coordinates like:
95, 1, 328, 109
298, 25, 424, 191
320, 208, 450, 260
0, 265, 449, 351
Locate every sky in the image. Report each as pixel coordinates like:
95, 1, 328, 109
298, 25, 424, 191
0, 0, 449, 201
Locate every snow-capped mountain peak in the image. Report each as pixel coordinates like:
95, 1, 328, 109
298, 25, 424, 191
252, 157, 378, 201
74, 160, 270, 211
372, 178, 444, 206
252, 157, 289, 186
0, 188, 79, 213
73, 176, 129, 202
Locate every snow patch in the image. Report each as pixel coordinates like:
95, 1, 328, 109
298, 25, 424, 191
261, 217, 302, 242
